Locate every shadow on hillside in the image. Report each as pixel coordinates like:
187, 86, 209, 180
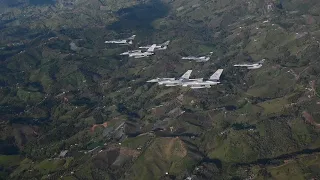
29, 0, 55, 6
107, 1, 169, 34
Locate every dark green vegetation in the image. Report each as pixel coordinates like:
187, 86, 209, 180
1, 0, 320, 179
29, 0, 55, 6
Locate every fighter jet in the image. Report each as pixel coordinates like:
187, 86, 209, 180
104, 35, 136, 45
139, 41, 170, 51
119, 50, 141, 56
120, 44, 156, 58
147, 70, 202, 87
147, 70, 192, 84
234, 59, 265, 69
181, 69, 223, 89
181, 52, 213, 62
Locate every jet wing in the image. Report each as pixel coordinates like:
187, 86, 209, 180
209, 69, 223, 80
180, 70, 192, 79
146, 44, 157, 52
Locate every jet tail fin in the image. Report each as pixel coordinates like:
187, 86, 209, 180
209, 69, 223, 80
147, 44, 156, 52
181, 70, 192, 79
127, 35, 136, 40
259, 58, 266, 64
161, 40, 170, 46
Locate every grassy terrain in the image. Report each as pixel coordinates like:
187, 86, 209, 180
0, 155, 21, 168
1, 0, 320, 179
129, 137, 198, 180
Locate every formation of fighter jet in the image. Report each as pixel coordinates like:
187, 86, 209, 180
104, 35, 136, 45
105, 34, 267, 90
234, 59, 265, 69
181, 52, 213, 62
120, 44, 156, 58
147, 69, 223, 89
139, 41, 170, 51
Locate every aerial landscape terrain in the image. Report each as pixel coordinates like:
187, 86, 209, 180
1, 0, 320, 179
